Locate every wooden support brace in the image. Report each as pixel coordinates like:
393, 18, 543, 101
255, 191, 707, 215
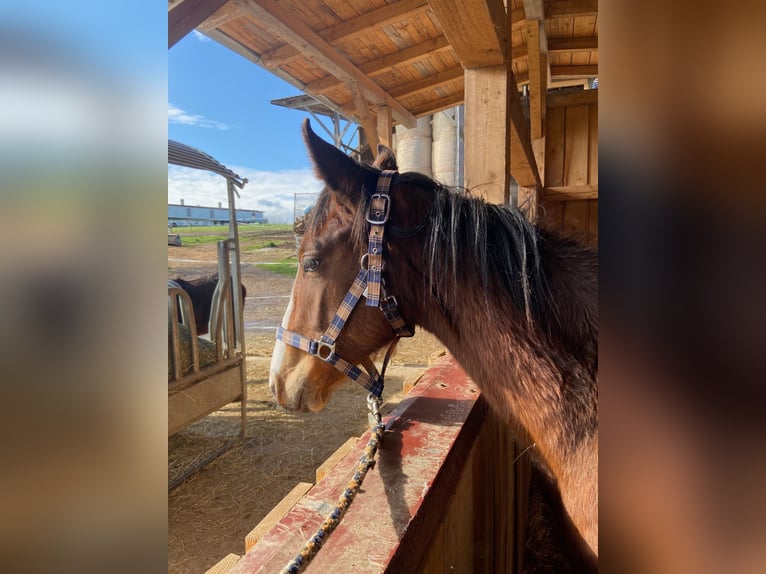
376, 106, 393, 149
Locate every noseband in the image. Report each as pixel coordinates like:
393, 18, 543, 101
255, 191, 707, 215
275, 170, 414, 398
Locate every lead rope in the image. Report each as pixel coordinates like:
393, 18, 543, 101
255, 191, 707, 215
280, 394, 385, 574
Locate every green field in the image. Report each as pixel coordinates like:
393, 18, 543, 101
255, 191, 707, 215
170, 223, 295, 250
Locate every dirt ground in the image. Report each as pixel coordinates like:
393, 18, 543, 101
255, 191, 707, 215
168, 231, 444, 574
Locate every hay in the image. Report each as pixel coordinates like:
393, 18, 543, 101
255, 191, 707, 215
168, 322, 218, 380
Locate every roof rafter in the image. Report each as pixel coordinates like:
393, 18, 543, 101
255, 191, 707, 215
233, 0, 417, 127
260, 0, 429, 68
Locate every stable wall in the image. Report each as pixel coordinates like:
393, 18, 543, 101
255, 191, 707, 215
539, 90, 598, 246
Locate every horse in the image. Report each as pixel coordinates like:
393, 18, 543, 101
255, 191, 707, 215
269, 119, 598, 560
173, 273, 247, 336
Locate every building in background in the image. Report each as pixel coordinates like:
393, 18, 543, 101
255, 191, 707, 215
168, 200, 266, 226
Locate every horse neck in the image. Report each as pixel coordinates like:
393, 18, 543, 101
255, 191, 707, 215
391, 221, 597, 484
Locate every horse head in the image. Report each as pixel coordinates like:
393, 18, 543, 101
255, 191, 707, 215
269, 119, 419, 412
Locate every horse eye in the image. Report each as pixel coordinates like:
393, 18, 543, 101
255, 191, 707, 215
302, 257, 320, 273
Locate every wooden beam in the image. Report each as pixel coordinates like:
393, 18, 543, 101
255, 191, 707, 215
376, 106, 393, 149
542, 184, 598, 201
349, 83, 380, 154
233, 0, 417, 127
548, 36, 598, 52
168, 0, 229, 49
389, 67, 463, 99
427, 0, 509, 67
526, 20, 547, 141
260, 0, 428, 68
409, 92, 465, 117
512, 36, 597, 60
508, 68, 541, 188
514, 64, 598, 84
547, 88, 598, 108
550, 64, 598, 78
544, 0, 598, 18
307, 37, 451, 95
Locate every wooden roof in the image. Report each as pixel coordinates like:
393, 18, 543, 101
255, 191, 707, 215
169, 0, 597, 129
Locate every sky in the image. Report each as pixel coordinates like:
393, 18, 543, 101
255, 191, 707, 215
168, 30, 341, 223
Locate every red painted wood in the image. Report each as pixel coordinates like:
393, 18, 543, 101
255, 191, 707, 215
230, 355, 484, 574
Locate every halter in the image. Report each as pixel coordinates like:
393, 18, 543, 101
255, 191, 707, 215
275, 170, 414, 399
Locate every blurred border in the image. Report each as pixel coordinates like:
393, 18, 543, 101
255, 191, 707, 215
0, 2, 167, 573
601, 1, 766, 572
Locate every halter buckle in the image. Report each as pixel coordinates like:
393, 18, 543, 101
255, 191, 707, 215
316, 340, 335, 361
366, 194, 390, 225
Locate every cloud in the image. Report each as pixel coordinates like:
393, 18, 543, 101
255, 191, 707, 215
168, 164, 323, 224
168, 103, 230, 130
192, 30, 210, 43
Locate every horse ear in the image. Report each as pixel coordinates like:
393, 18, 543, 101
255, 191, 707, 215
303, 119, 363, 196
373, 144, 397, 170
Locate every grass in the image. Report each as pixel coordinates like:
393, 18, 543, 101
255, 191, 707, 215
170, 223, 295, 250
256, 260, 298, 277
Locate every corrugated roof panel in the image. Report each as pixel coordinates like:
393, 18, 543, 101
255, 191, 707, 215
168, 140, 247, 188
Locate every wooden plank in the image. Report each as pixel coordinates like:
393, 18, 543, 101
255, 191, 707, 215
362, 37, 452, 76
587, 199, 598, 245
464, 65, 511, 203
230, 357, 485, 574
244, 482, 314, 552
526, 19, 547, 140
426, 0, 509, 67
547, 88, 598, 108
409, 92, 465, 117
542, 184, 597, 201
550, 64, 598, 78
588, 102, 598, 184
306, 37, 454, 95
544, 0, 598, 18
389, 67, 463, 98
542, 199, 564, 231
260, 0, 429, 68
563, 104, 589, 186
233, 0, 417, 127
561, 199, 589, 237
204, 553, 241, 574
168, 365, 242, 435
169, 0, 229, 48
544, 105, 565, 186
316, 438, 359, 483
548, 36, 598, 53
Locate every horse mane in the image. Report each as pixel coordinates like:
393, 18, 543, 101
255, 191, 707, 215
307, 169, 596, 360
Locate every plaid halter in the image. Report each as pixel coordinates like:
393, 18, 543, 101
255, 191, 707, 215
275, 170, 413, 398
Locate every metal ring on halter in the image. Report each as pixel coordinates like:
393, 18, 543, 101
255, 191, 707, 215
316, 341, 335, 361
360, 253, 369, 270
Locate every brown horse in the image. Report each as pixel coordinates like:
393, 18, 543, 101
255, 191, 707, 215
269, 120, 598, 557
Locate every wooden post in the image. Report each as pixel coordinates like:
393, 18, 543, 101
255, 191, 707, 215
464, 65, 511, 204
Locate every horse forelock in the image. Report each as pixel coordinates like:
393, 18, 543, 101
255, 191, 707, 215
306, 176, 377, 257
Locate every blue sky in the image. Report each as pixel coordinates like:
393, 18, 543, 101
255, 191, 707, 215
169, 31, 335, 222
